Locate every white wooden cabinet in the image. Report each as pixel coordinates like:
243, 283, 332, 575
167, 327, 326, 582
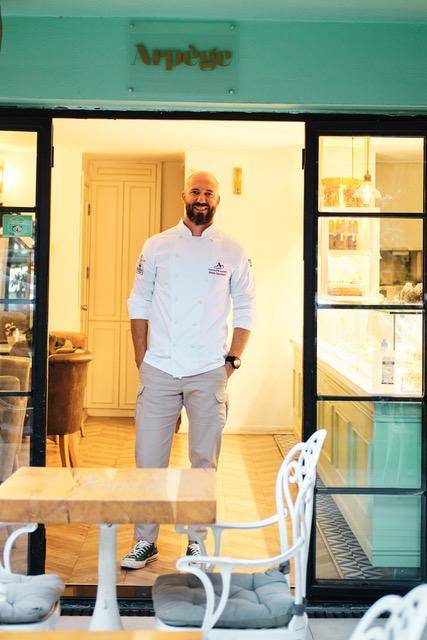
83, 158, 161, 415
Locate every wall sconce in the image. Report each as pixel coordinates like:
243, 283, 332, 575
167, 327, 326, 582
233, 167, 242, 195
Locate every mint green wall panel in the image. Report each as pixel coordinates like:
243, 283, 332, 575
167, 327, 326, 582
0, 17, 426, 110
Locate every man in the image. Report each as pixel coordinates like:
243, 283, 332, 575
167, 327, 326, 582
121, 171, 255, 570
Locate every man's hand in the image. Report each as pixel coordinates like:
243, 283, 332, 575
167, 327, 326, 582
131, 319, 148, 371
225, 362, 234, 378
135, 352, 146, 370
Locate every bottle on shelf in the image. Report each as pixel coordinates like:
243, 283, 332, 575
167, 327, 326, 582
374, 338, 395, 392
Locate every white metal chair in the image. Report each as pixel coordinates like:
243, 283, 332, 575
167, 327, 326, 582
153, 429, 327, 639
349, 583, 427, 640
0, 523, 63, 631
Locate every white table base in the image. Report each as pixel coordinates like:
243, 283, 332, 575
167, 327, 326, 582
89, 524, 124, 631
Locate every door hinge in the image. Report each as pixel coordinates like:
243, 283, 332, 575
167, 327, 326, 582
87, 203, 91, 216
301, 148, 306, 170
51, 146, 55, 168
86, 266, 90, 278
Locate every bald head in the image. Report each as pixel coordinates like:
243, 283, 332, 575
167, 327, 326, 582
185, 171, 219, 193
182, 170, 221, 228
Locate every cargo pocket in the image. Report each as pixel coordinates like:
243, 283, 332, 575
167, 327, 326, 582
215, 390, 229, 421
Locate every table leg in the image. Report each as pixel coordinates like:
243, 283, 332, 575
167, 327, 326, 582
89, 523, 124, 631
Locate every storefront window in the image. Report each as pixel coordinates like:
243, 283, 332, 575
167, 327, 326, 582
0, 129, 38, 575
311, 130, 425, 593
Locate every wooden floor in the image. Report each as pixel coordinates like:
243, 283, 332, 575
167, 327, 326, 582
44, 418, 338, 585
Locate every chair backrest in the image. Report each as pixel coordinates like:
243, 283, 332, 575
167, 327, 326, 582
275, 430, 326, 602
47, 351, 93, 436
350, 583, 427, 640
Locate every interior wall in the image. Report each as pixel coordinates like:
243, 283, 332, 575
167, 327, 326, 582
49, 133, 304, 433
184, 146, 304, 432
49, 147, 83, 331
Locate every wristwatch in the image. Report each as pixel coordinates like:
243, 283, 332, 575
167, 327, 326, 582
225, 355, 241, 369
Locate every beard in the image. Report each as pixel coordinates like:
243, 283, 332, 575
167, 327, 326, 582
185, 203, 215, 226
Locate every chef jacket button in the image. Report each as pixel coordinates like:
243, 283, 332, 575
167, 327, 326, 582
174, 296, 178, 301
198, 300, 203, 304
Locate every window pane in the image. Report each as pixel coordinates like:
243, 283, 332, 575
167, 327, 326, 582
0, 402, 32, 573
317, 401, 421, 488
0, 131, 37, 208
0, 399, 32, 482
0, 304, 33, 389
317, 217, 423, 304
319, 136, 424, 214
0, 217, 35, 303
315, 493, 421, 580
317, 308, 423, 397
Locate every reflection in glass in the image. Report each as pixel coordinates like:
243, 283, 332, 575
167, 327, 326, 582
0, 131, 37, 208
318, 136, 424, 214
0, 401, 31, 573
317, 401, 421, 488
0, 397, 31, 482
317, 309, 423, 397
317, 218, 423, 304
315, 493, 421, 580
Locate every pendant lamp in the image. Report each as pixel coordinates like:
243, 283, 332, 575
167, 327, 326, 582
354, 136, 381, 206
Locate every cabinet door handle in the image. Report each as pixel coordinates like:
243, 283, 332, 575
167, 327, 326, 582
81, 305, 88, 311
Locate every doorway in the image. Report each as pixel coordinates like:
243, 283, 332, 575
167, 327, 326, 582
45, 117, 306, 589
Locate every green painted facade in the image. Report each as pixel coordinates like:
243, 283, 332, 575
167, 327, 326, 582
0, 17, 426, 111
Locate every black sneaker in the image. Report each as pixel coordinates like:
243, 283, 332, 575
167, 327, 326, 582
121, 540, 158, 570
186, 541, 202, 558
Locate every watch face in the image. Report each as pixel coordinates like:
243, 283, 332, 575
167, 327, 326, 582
233, 357, 241, 369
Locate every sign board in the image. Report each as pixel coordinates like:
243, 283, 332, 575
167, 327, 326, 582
129, 21, 238, 99
2, 215, 33, 238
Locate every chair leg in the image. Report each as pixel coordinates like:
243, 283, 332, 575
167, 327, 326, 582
58, 435, 70, 467
68, 433, 79, 468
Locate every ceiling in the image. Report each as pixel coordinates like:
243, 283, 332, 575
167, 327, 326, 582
52, 119, 305, 152
2, 0, 427, 23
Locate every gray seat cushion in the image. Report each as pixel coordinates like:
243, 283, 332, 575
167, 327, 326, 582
0, 568, 64, 624
153, 568, 294, 629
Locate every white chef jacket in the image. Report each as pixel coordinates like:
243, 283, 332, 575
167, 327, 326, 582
127, 219, 255, 378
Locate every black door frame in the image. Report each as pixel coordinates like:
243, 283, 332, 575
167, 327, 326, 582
0, 115, 52, 575
0, 108, 425, 609
304, 118, 427, 604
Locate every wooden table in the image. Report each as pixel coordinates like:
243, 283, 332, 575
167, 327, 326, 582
0, 467, 216, 632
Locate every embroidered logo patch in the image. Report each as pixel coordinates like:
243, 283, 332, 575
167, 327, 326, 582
136, 257, 145, 275
208, 261, 227, 276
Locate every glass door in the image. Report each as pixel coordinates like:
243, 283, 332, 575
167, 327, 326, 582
0, 119, 52, 574
304, 120, 426, 603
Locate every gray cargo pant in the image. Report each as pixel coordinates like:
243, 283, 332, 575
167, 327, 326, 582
134, 361, 228, 543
